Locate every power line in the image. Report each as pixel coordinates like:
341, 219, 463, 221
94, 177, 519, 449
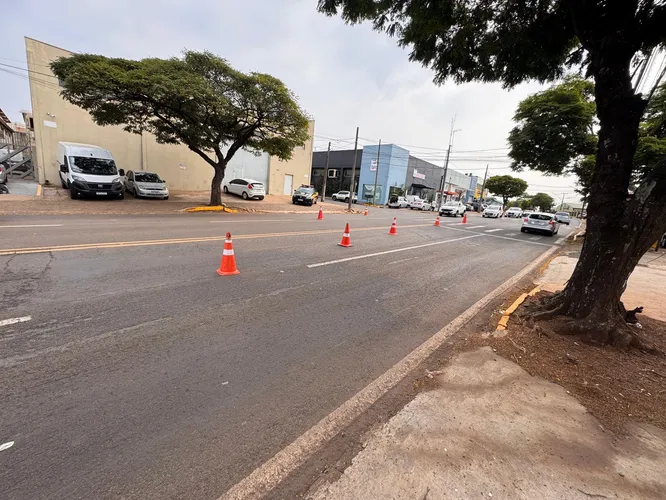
0, 62, 59, 80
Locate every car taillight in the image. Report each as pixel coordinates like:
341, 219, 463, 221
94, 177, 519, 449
247, 184, 253, 189
548, 220, 554, 225
523, 218, 528, 222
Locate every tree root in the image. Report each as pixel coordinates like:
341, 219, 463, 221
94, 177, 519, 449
562, 317, 664, 355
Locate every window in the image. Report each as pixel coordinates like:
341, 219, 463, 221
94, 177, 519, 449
529, 213, 553, 221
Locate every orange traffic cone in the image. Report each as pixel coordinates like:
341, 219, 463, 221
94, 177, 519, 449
389, 217, 398, 235
462, 213, 468, 224
217, 232, 240, 275
338, 223, 353, 247
434, 216, 441, 227
364, 207, 368, 216
317, 208, 324, 220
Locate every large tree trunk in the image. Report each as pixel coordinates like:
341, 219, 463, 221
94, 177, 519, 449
543, 42, 666, 345
209, 161, 226, 206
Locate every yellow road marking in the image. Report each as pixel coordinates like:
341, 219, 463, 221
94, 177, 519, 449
0, 224, 432, 256
36, 185, 43, 197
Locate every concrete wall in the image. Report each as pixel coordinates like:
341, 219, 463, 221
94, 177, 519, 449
25, 37, 313, 193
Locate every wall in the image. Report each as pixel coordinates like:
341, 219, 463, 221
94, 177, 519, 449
381, 144, 409, 201
406, 156, 444, 201
268, 120, 314, 195
357, 144, 389, 204
311, 149, 362, 195
25, 37, 314, 194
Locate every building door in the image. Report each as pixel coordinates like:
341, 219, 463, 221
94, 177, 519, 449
283, 174, 293, 195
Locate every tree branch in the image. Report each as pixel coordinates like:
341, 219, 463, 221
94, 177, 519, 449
152, 110, 218, 168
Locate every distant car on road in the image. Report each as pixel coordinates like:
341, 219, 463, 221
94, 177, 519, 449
521, 212, 560, 236
554, 211, 571, 225
223, 178, 265, 200
483, 205, 503, 218
331, 190, 357, 203
410, 198, 432, 211
125, 171, 169, 199
292, 185, 318, 206
505, 207, 523, 218
388, 195, 408, 208
439, 201, 466, 217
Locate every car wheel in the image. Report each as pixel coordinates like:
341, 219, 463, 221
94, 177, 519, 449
520, 228, 526, 233
223, 186, 229, 194
164, 196, 169, 200
242, 191, 249, 200
547, 232, 554, 237
134, 190, 140, 198
344, 197, 349, 203
259, 196, 264, 200
70, 186, 78, 199
61, 179, 67, 189
314, 199, 317, 204
118, 192, 124, 200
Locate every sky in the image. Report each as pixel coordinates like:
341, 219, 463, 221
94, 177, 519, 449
1, 0, 582, 204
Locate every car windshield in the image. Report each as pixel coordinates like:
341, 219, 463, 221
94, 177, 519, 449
444, 201, 458, 206
69, 156, 117, 175
134, 172, 161, 183
488, 206, 501, 210
508, 207, 520, 211
295, 187, 315, 194
529, 213, 553, 221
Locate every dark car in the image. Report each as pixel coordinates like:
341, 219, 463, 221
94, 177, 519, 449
292, 185, 318, 206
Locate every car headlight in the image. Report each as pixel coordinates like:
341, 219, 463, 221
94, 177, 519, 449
72, 175, 86, 183
112, 177, 121, 184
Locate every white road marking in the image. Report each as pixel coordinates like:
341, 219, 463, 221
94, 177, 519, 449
484, 228, 503, 233
529, 236, 542, 240
0, 224, 63, 228
209, 219, 292, 223
465, 225, 486, 229
505, 232, 518, 236
0, 316, 32, 327
221, 245, 560, 500
307, 235, 482, 268
442, 226, 554, 247
0, 441, 14, 452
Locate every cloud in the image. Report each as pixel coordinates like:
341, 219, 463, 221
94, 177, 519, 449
1, 0, 580, 199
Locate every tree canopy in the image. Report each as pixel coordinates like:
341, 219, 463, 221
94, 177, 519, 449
529, 193, 555, 212
51, 51, 310, 205
484, 175, 528, 207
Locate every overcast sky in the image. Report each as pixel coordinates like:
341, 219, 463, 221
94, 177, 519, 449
2, 0, 581, 203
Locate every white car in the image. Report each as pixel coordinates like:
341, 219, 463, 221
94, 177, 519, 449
223, 178, 265, 200
439, 201, 466, 217
410, 199, 432, 211
388, 195, 408, 208
331, 190, 357, 203
483, 205, 504, 218
505, 207, 523, 218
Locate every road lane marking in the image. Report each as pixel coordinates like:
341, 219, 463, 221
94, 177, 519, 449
506, 232, 518, 236
441, 225, 554, 247
0, 224, 63, 228
484, 228, 503, 233
209, 219, 292, 223
465, 225, 486, 228
0, 441, 14, 452
307, 235, 482, 268
0, 316, 32, 327
0, 224, 433, 256
220, 245, 560, 500
529, 236, 542, 240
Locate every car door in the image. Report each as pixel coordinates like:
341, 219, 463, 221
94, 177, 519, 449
230, 179, 242, 195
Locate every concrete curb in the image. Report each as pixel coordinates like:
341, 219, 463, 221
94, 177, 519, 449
220, 244, 560, 500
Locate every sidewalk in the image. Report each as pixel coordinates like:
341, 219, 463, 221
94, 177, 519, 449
311, 347, 666, 500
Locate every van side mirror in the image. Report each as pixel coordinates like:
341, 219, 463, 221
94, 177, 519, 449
118, 169, 125, 176
162, 179, 166, 183
59, 164, 67, 173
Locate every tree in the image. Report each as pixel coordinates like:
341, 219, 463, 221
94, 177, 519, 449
484, 175, 528, 208
318, 0, 666, 346
51, 51, 310, 206
529, 193, 555, 212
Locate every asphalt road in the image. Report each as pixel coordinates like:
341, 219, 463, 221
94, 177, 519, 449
0, 210, 575, 499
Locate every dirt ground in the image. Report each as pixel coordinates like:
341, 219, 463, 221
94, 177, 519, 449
463, 299, 666, 435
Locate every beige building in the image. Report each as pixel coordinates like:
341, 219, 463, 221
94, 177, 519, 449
25, 37, 314, 194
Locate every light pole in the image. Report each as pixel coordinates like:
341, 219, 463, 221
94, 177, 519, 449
438, 123, 461, 209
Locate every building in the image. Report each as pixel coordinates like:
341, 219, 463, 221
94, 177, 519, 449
24, 37, 314, 193
311, 143, 473, 205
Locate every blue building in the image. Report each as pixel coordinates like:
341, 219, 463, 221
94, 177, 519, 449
357, 144, 409, 205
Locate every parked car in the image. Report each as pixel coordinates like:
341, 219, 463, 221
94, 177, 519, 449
331, 190, 357, 203
521, 212, 560, 236
554, 211, 571, 225
292, 185, 318, 206
410, 198, 432, 211
482, 205, 503, 218
439, 201, 466, 217
0, 163, 6, 184
124, 171, 169, 199
505, 207, 523, 218
465, 203, 474, 211
223, 178, 265, 200
57, 142, 125, 199
388, 195, 408, 208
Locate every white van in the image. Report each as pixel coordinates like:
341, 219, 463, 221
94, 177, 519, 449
57, 142, 125, 199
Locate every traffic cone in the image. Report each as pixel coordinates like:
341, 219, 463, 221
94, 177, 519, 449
434, 216, 441, 227
364, 207, 368, 216
338, 223, 353, 247
462, 213, 468, 224
217, 232, 240, 275
389, 217, 398, 235
317, 208, 324, 220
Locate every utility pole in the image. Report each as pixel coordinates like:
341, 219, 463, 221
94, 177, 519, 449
479, 164, 489, 211
437, 118, 460, 209
348, 127, 359, 210
559, 193, 566, 211
372, 139, 381, 206
321, 141, 330, 201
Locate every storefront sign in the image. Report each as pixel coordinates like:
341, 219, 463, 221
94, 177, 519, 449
370, 159, 378, 172
413, 169, 426, 180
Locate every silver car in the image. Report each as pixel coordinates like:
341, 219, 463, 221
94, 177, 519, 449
554, 211, 571, 225
521, 212, 560, 236
125, 170, 169, 199
0, 163, 6, 185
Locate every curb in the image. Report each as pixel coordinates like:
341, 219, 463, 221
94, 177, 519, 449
496, 285, 542, 331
